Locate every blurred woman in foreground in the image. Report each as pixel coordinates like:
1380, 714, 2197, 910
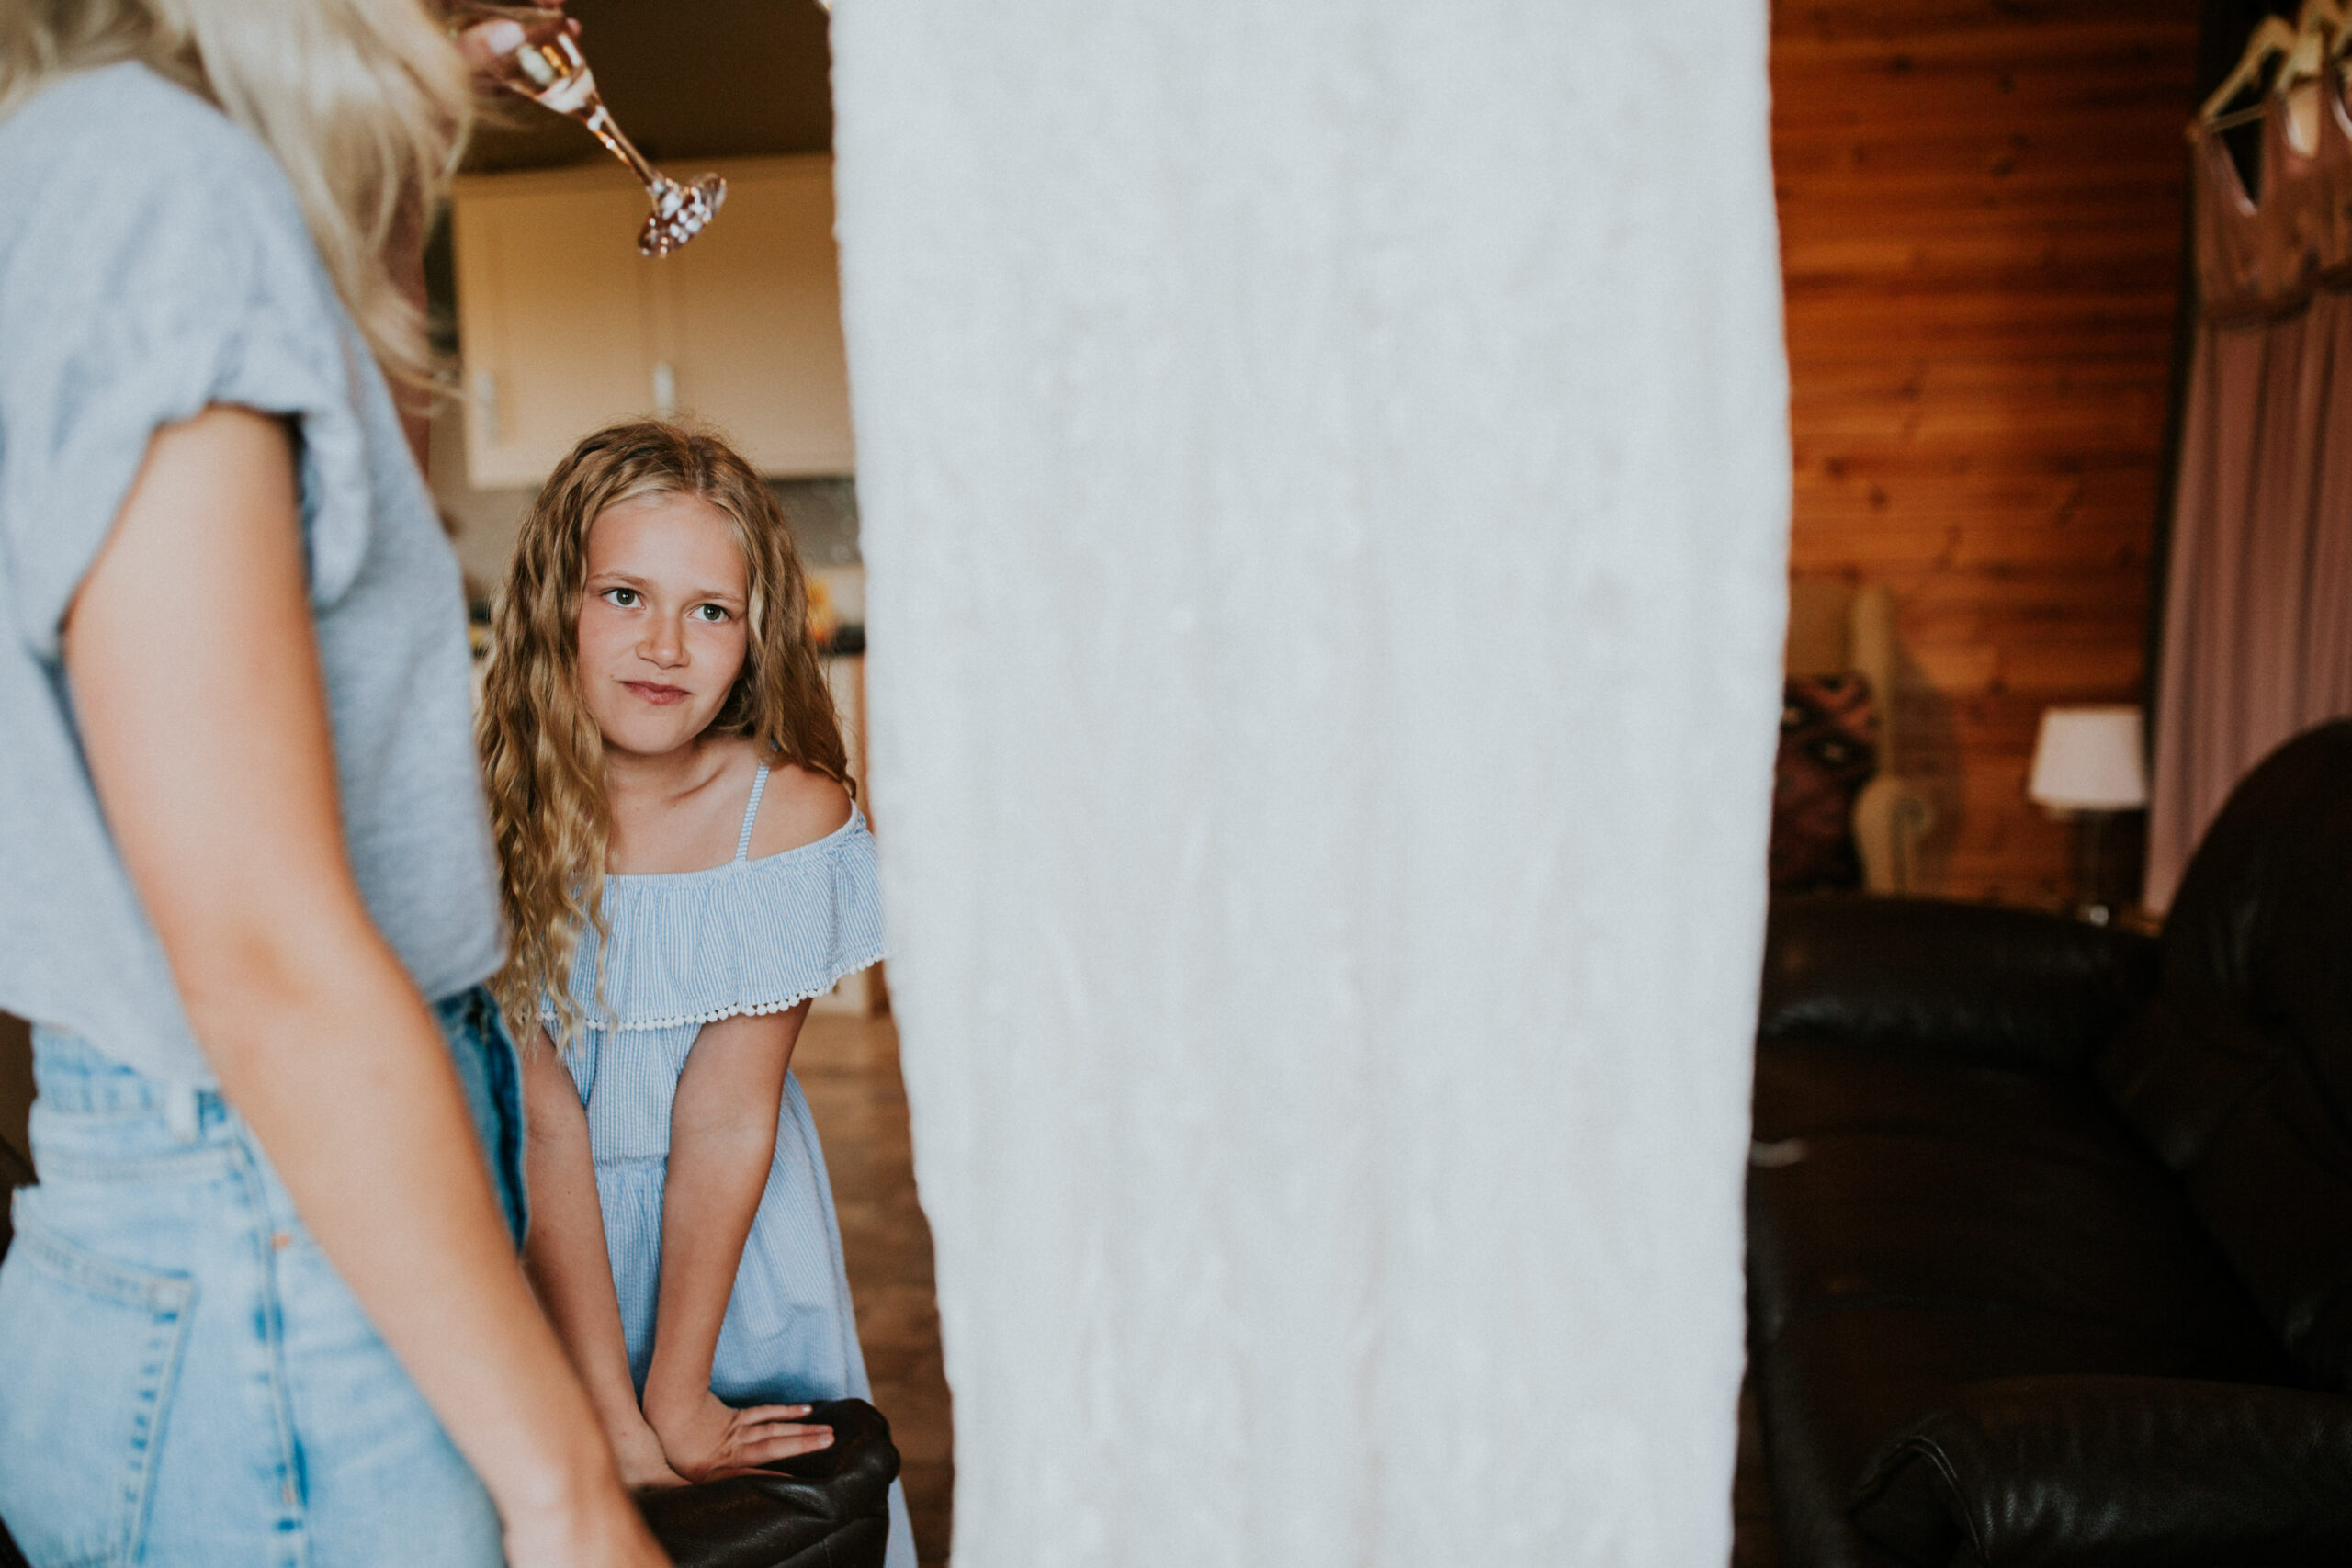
0, 3, 667, 1562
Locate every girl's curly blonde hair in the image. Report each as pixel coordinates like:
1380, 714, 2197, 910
479, 420, 852, 1048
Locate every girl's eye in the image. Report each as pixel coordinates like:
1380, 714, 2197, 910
692, 604, 731, 623
604, 588, 639, 608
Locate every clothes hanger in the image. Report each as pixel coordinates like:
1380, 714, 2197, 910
2292, 0, 2343, 59
2280, 0, 2344, 88
2199, 15, 2301, 135
2279, 1, 2340, 152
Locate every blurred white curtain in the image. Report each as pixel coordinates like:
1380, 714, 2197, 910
829, 3, 1788, 1562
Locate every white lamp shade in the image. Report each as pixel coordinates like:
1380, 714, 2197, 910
2028, 705, 2148, 810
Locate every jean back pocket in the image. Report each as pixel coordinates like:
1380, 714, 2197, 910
0, 1215, 193, 1567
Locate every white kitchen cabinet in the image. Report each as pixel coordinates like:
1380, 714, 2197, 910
451, 154, 854, 487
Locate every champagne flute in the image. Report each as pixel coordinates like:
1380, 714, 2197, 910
452, 3, 726, 256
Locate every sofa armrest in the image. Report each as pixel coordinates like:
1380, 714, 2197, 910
1759, 897, 2157, 1073
639, 1398, 899, 1568
1849, 1376, 2352, 1568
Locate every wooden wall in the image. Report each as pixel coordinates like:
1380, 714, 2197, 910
1773, 0, 2200, 903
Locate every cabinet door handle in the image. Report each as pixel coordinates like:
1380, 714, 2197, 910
473, 369, 503, 444
652, 360, 678, 417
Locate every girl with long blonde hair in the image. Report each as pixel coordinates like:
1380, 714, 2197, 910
0, 4, 665, 1564
480, 421, 911, 1562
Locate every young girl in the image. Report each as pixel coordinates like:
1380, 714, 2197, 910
479, 421, 914, 1565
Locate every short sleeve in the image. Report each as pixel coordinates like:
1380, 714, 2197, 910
0, 67, 375, 661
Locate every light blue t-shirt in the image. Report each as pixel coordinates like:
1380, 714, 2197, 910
0, 63, 504, 1086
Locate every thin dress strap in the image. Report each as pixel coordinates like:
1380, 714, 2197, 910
732, 764, 772, 863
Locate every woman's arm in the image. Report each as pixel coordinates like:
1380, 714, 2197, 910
519, 1034, 686, 1490
62, 406, 666, 1568
641, 1002, 837, 1481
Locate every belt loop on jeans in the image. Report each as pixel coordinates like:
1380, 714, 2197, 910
164, 1082, 201, 1144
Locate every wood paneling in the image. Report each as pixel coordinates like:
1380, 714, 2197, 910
1774, 0, 2199, 902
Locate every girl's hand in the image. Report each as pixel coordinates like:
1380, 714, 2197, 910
648, 1392, 834, 1483
609, 1410, 691, 1493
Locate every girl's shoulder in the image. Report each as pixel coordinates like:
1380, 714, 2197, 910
568, 760, 881, 1032
744, 760, 855, 863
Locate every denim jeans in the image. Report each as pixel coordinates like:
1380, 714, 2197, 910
0, 987, 526, 1567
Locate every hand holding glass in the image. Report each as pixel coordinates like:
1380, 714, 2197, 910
453, 4, 725, 256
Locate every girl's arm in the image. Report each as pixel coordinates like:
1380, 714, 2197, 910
520, 1036, 687, 1490
641, 1002, 838, 1481
63, 406, 667, 1568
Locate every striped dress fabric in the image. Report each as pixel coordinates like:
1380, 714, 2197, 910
553, 766, 912, 1566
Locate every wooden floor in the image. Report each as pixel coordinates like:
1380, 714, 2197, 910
796, 1011, 955, 1566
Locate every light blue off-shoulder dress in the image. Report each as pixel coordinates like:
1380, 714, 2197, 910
552, 764, 913, 1567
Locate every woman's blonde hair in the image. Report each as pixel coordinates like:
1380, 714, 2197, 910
480, 420, 853, 1048
0, 0, 472, 385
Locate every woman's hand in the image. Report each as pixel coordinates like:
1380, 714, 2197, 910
453, 5, 577, 76
455, 16, 525, 72
647, 1391, 834, 1483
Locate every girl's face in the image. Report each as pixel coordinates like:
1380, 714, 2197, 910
575, 490, 752, 760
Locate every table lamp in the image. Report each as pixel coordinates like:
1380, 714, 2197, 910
2028, 705, 2148, 924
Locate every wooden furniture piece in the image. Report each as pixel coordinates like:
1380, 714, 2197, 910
452, 154, 854, 486
1783, 580, 1936, 895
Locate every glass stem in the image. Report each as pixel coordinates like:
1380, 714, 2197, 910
578, 104, 670, 195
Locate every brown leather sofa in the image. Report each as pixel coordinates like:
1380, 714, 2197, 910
1746, 718, 2352, 1566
